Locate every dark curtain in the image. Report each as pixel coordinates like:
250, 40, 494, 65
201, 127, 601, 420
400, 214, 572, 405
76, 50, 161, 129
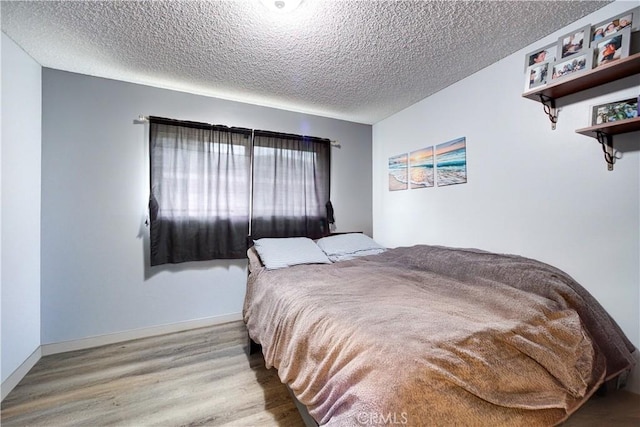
251, 130, 331, 240
149, 117, 252, 265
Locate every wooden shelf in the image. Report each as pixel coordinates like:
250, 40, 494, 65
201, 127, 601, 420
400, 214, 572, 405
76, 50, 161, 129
575, 117, 640, 171
522, 46, 639, 170
522, 52, 640, 101
576, 116, 640, 138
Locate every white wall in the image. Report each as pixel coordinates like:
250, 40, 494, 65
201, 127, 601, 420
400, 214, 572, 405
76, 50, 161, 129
41, 69, 372, 345
373, 1, 640, 392
1, 34, 42, 384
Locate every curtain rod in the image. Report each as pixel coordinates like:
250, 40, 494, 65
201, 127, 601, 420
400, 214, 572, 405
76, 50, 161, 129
133, 115, 341, 147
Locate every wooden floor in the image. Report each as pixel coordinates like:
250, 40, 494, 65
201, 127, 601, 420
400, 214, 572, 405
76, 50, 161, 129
1, 320, 639, 426
1, 321, 304, 426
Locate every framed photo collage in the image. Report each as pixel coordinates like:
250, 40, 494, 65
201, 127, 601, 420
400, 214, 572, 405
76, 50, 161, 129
523, 7, 638, 93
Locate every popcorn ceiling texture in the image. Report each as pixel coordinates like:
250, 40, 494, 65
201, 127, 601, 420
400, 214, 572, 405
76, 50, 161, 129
1, 0, 610, 124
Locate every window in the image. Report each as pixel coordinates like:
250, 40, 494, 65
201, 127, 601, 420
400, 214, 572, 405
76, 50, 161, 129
251, 130, 331, 239
149, 119, 252, 265
148, 118, 331, 266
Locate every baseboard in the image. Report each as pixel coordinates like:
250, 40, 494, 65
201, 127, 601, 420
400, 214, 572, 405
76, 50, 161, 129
1, 346, 42, 401
41, 312, 243, 356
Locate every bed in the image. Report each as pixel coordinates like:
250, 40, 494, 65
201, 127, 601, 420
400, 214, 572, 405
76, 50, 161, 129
243, 234, 636, 426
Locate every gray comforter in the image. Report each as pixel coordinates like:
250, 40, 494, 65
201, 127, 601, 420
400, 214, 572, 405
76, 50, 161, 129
243, 245, 636, 426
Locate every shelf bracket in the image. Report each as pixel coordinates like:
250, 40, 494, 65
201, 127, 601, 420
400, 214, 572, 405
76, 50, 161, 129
538, 94, 557, 130
595, 131, 615, 171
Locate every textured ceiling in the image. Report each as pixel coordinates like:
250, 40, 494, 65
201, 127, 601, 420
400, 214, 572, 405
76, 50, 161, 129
1, 0, 612, 124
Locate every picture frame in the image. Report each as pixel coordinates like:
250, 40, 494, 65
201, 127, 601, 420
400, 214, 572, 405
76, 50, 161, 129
524, 42, 557, 71
557, 25, 591, 59
593, 27, 631, 68
590, 7, 638, 44
551, 48, 593, 81
591, 97, 639, 126
524, 61, 550, 91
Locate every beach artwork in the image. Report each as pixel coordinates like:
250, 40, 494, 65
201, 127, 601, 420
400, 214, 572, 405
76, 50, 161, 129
388, 153, 408, 191
409, 147, 434, 189
435, 137, 467, 186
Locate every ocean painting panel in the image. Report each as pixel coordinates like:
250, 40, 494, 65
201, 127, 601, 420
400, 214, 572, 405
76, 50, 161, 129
388, 153, 408, 191
409, 147, 434, 189
435, 137, 467, 186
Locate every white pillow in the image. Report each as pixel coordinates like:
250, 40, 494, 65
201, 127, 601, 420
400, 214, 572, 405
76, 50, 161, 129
253, 237, 331, 270
316, 233, 386, 262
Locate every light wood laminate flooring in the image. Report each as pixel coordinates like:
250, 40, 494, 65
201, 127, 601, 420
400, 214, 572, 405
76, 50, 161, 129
1, 321, 638, 426
1, 321, 303, 426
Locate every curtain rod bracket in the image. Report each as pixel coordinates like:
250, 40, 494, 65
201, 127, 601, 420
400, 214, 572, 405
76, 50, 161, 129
133, 115, 149, 124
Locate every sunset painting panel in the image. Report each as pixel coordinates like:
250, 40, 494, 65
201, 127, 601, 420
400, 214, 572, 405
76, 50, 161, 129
409, 147, 434, 189
435, 137, 467, 186
388, 153, 408, 191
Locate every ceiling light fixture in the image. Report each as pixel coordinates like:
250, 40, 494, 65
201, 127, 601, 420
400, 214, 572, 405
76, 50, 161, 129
259, 0, 303, 13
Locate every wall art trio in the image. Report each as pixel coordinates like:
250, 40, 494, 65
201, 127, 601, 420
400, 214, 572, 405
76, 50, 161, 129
388, 137, 466, 191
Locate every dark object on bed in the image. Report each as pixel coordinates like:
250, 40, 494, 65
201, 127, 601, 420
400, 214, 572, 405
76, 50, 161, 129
244, 243, 636, 426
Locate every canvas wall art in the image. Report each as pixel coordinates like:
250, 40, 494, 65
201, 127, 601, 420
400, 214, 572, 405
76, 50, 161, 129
409, 147, 434, 189
388, 153, 408, 191
435, 137, 467, 186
